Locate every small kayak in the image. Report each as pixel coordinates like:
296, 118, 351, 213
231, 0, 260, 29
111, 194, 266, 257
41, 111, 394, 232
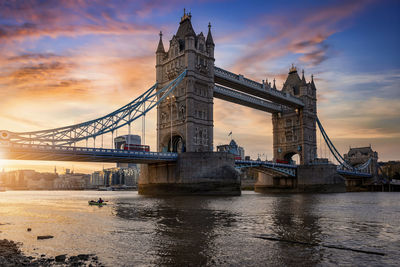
88, 201, 107, 206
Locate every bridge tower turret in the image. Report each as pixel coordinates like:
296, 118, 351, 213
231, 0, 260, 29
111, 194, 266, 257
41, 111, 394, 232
272, 66, 317, 164
156, 11, 215, 153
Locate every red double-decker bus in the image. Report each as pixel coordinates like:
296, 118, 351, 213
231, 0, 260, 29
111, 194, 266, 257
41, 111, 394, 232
123, 144, 150, 152
276, 159, 289, 164
114, 135, 150, 152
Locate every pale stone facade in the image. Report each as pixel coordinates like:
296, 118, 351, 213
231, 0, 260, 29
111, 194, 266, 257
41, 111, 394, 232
344, 146, 378, 177
155, 13, 317, 165
53, 173, 90, 190
156, 11, 215, 153
272, 66, 317, 165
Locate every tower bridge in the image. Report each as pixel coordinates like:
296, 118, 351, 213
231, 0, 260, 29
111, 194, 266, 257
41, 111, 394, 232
0, 12, 374, 195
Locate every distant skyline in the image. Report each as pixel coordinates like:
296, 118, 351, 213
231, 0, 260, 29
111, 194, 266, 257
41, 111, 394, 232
0, 0, 399, 173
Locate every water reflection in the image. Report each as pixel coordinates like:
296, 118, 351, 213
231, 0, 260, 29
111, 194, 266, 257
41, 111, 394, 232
113, 196, 236, 266
271, 195, 323, 266
1, 192, 398, 266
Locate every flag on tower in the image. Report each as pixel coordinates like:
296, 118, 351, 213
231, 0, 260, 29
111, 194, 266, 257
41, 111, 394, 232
228, 131, 232, 136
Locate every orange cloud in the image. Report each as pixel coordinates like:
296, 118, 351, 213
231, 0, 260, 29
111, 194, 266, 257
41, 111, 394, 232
0, 48, 160, 139
0, 56, 92, 103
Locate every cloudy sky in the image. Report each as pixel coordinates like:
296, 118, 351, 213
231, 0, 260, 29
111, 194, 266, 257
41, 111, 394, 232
0, 0, 399, 173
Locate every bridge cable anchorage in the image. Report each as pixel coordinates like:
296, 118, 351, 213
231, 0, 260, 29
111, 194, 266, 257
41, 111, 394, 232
2, 70, 187, 146
316, 117, 372, 173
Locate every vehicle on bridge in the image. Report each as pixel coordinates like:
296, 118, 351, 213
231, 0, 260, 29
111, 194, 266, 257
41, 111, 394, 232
114, 135, 149, 152
123, 144, 150, 152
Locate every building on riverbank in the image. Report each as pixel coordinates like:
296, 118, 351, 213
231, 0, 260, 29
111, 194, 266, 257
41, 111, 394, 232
380, 161, 400, 180
216, 139, 245, 160
86, 134, 142, 189
90, 167, 139, 188
0, 170, 57, 190
344, 146, 378, 177
343, 146, 378, 190
53, 169, 90, 190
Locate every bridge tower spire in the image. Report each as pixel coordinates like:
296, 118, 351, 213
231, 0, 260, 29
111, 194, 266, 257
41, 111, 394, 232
155, 12, 215, 153
156, 31, 165, 85
272, 65, 317, 164
206, 22, 215, 57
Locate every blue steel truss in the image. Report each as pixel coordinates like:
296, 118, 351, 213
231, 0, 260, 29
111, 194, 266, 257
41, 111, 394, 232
235, 160, 297, 177
0, 70, 187, 146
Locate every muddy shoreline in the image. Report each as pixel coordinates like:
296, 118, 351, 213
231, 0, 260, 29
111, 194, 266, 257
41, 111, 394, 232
0, 238, 103, 266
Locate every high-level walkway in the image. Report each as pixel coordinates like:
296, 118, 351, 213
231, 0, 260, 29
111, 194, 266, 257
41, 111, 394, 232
213, 85, 282, 113
214, 67, 304, 109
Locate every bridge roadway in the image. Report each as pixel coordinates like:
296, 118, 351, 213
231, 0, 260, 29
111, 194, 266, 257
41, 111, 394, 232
337, 169, 372, 178
214, 66, 304, 109
0, 143, 178, 164
235, 159, 297, 176
0, 143, 371, 178
235, 160, 372, 178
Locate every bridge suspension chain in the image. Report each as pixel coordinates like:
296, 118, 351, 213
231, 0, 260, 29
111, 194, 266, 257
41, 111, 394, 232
1, 70, 187, 146
316, 117, 372, 173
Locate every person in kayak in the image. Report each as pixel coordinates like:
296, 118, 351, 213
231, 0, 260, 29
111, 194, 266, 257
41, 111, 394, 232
97, 197, 104, 203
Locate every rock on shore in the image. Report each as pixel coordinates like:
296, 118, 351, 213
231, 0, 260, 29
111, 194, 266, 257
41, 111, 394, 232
0, 238, 103, 266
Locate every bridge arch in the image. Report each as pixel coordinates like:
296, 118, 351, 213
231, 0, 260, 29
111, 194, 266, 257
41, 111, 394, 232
161, 133, 185, 153
284, 151, 301, 165
169, 135, 185, 153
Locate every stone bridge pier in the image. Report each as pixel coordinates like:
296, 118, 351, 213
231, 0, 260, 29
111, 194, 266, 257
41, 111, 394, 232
255, 163, 345, 193
139, 152, 240, 195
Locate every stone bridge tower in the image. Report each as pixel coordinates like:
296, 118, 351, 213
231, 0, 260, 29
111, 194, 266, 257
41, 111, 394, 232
272, 66, 317, 165
156, 11, 215, 153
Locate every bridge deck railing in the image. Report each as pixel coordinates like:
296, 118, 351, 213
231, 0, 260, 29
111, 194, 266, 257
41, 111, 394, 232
337, 169, 372, 177
235, 159, 297, 168
3, 143, 178, 159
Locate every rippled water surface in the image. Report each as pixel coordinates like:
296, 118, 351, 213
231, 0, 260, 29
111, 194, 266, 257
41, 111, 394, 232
0, 191, 399, 266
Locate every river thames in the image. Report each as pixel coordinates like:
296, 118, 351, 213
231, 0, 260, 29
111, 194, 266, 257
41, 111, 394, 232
0, 191, 399, 266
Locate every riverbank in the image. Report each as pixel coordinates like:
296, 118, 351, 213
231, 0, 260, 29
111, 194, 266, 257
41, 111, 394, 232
0, 239, 103, 266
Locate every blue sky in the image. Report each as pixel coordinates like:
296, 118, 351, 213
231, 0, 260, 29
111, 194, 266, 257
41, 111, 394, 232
0, 0, 399, 172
